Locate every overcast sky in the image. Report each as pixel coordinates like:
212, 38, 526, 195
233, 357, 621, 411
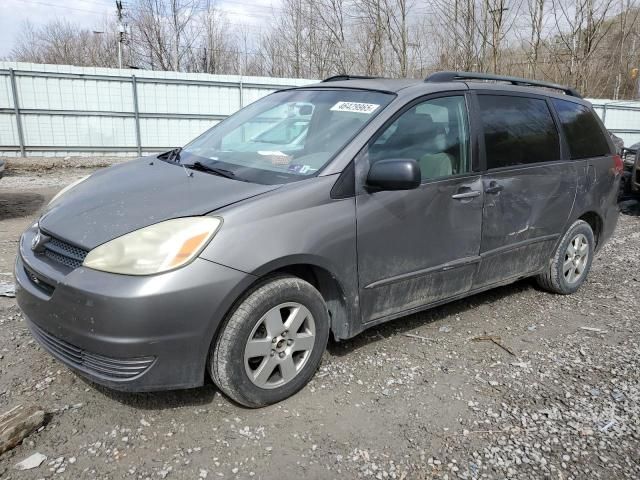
0, 0, 280, 59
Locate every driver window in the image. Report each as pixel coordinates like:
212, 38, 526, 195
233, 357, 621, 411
369, 96, 470, 181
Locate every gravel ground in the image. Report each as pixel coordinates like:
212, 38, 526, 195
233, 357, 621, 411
0, 164, 639, 479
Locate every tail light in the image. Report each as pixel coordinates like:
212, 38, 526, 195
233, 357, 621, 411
613, 154, 623, 175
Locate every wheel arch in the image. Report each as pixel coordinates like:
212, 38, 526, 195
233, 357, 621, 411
250, 259, 354, 341
577, 211, 603, 249
204, 255, 356, 386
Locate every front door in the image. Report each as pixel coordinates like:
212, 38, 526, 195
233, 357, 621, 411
473, 93, 578, 287
355, 95, 484, 324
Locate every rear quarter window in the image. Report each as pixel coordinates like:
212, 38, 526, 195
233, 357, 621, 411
551, 99, 611, 159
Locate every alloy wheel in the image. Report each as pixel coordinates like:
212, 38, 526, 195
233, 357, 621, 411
563, 233, 589, 284
244, 302, 316, 389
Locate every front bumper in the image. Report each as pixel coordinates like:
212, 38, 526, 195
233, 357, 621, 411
15, 225, 255, 391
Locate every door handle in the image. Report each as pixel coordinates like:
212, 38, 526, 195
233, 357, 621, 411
451, 190, 481, 200
485, 182, 504, 194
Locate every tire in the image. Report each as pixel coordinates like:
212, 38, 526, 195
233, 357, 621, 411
209, 275, 329, 408
536, 220, 595, 295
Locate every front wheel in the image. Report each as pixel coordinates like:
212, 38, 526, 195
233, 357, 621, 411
536, 219, 595, 295
209, 275, 329, 407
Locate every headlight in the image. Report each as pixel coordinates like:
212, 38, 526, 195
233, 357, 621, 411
83, 217, 222, 275
49, 175, 90, 205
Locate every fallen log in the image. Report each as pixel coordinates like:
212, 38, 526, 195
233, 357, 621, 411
0, 405, 45, 456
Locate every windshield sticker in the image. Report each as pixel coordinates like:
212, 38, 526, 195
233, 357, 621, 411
330, 101, 380, 114
288, 164, 317, 174
257, 151, 291, 165
257, 150, 288, 156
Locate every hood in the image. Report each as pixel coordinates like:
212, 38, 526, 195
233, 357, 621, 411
39, 158, 280, 250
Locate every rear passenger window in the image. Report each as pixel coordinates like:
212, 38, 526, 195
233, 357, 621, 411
552, 99, 611, 159
478, 95, 560, 169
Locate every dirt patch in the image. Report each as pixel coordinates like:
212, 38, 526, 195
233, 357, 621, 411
2, 156, 130, 172
0, 193, 46, 222
0, 169, 639, 479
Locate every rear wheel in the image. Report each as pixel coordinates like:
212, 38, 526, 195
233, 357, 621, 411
536, 219, 594, 294
209, 275, 329, 407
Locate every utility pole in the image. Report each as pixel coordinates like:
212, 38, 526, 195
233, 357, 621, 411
488, 3, 509, 73
116, 1, 125, 69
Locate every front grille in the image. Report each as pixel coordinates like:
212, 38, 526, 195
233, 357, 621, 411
42, 235, 88, 270
28, 320, 156, 381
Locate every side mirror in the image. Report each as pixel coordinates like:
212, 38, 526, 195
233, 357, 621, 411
366, 159, 421, 191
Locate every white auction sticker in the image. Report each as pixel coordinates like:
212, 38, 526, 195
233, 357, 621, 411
257, 150, 289, 156
330, 101, 380, 114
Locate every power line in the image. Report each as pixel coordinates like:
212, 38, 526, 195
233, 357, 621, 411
209, 0, 285, 13
71, 0, 115, 6
13, 0, 112, 16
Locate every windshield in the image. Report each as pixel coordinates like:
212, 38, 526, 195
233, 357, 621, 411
252, 115, 310, 144
181, 89, 394, 184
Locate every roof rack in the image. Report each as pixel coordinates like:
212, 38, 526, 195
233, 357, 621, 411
322, 75, 379, 82
425, 71, 582, 98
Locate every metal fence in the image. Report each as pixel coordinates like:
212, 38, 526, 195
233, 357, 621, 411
589, 99, 640, 147
0, 62, 315, 157
2, 63, 640, 157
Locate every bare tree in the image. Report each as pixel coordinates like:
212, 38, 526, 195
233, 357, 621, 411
474, 0, 523, 73
7, 0, 640, 98
612, 0, 640, 97
353, 0, 387, 75
431, 0, 486, 71
315, 0, 352, 74
11, 20, 119, 67
551, 0, 616, 90
130, 0, 200, 71
192, 1, 236, 74
526, 0, 547, 76
380, 0, 412, 76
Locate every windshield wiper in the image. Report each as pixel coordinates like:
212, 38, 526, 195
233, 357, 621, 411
184, 161, 237, 179
159, 147, 182, 163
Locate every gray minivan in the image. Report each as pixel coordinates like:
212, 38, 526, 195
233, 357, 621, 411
15, 72, 622, 407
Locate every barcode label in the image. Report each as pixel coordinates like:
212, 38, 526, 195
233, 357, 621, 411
330, 102, 380, 114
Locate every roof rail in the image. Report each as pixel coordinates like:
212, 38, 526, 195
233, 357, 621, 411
425, 71, 582, 98
322, 75, 379, 82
